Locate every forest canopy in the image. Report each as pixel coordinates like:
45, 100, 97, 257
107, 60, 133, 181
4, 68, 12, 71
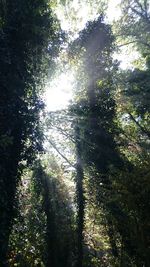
0, 0, 150, 267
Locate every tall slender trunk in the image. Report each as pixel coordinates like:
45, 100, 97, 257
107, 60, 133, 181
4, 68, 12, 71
38, 167, 58, 267
75, 123, 84, 267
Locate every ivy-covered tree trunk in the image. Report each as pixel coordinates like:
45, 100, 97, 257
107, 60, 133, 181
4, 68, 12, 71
70, 17, 124, 266
0, 0, 61, 264
0, 100, 23, 266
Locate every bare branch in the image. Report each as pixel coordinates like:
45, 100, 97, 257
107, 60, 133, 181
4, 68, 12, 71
117, 41, 137, 48
46, 137, 75, 168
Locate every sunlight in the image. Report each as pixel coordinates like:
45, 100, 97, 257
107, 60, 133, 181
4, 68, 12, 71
46, 0, 137, 112
55, 0, 122, 34
106, 0, 122, 22
45, 72, 74, 111
46, 0, 123, 112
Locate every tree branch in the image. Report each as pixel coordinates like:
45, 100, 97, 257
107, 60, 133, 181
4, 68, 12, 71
46, 137, 75, 168
128, 112, 150, 139
117, 41, 137, 48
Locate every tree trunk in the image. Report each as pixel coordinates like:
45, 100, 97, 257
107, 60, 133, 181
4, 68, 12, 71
0, 126, 22, 265
0, 158, 19, 266
75, 123, 84, 267
38, 167, 58, 267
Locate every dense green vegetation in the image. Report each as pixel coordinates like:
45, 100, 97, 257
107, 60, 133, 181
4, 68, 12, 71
0, 0, 150, 266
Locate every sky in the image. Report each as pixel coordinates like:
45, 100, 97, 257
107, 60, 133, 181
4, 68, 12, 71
44, 72, 74, 111
45, 0, 138, 112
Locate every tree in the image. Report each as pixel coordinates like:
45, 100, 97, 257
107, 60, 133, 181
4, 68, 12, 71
74, 122, 85, 267
68, 16, 124, 266
32, 159, 75, 267
119, 0, 150, 45
0, 0, 63, 264
8, 157, 75, 267
109, 2, 150, 264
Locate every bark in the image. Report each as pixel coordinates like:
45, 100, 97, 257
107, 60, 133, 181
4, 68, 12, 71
75, 123, 84, 267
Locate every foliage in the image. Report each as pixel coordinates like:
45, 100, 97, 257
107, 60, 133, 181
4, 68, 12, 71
1, 1, 150, 267
8, 158, 76, 267
0, 0, 63, 264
